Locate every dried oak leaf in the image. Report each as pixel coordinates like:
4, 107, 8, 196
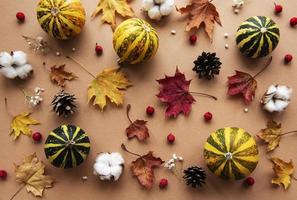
257, 120, 282, 152
91, 0, 134, 29
10, 112, 39, 140
271, 157, 294, 190
131, 152, 164, 189
14, 153, 54, 197
88, 67, 132, 110
177, 0, 222, 40
156, 68, 195, 118
227, 70, 257, 104
50, 64, 77, 87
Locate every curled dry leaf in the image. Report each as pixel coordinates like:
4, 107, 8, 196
257, 120, 282, 152
12, 153, 54, 199
177, 0, 221, 40
10, 112, 39, 140
125, 104, 149, 141
271, 157, 294, 190
91, 0, 134, 29
50, 64, 77, 87
121, 144, 164, 189
88, 67, 132, 110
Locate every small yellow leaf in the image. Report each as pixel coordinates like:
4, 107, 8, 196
91, 0, 135, 29
14, 153, 54, 197
271, 157, 294, 190
257, 120, 282, 152
87, 67, 132, 110
10, 112, 39, 140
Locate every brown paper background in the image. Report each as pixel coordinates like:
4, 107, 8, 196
1, 0, 297, 199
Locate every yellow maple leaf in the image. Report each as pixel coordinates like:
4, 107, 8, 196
14, 153, 54, 198
257, 120, 282, 152
271, 157, 294, 190
88, 67, 132, 110
91, 0, 135, 29
10, 112, 39, 140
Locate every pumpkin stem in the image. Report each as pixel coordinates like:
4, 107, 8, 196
253, 56, 273, 79
9, 184, 25, 200
66, 56, 96, 78
121, 143, 141, 157
280, 130, 297, 136
189, 92, 218, 100
126, 104, 133, 124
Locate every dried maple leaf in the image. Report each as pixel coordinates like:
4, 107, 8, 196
12, 153, 54, 199
121, 144, 164, 189
125, 104, 149, 141
91, 0, 134, 29
257, 120, 282, 152
177, 0, 222, 40
156, 68, 195, 118
50, 64, 77, 87
10, 112, 39, 140
271, 157, 294, 190
88, 67, 132, 110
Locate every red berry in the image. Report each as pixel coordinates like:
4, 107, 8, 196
95, 44, 103, 55
274, 4, 283, 14
290, 17, 297, 26
284, 54, 293, 63
159, 178, 168, 189
146, 106, 155, 116
0, 170, 7, 179
16, 12, 25, 22
189, 34, 197, 44
204, 112, 213, 122
32, 132, 42, 142
245, 177, 255, 186
167, 133, 175, 144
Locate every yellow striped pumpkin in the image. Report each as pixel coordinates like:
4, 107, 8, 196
37, 0, 86, 40
113, 18, 159, 64
236, 16, 280, 58
44, 125, 90, 168
204, 127, 259, 180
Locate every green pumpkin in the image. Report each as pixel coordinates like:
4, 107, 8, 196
44, 125, 90, 168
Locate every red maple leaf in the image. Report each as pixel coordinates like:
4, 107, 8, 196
156, 68, 195, 118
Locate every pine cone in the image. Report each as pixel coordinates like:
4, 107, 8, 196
52, 90, 76, 117
193, 52, 222, 80
183, 166, 206, 188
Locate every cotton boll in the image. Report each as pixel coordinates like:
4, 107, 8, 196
142, 0, 155, 11
96, 153, 111, 164
160, 3, 173, 16
109, 153, 125, 166
15, 64, 33, 79
12, 51, 27, 66
94, 162, 111, 176
275, 86, 292, 99
110, 165, 123, 180
0, 66, 18, 79
266, 85, 277, 95
165, 0, 175, 6
263, 100, 277, 112
274, 100, 289, 111
0, 52, 13, 67
148, 6, 162, 20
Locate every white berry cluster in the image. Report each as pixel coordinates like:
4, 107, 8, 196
164, 153, 183, 170
142, 0, 175, 21
27, 87, 45, 107
0, 51, 33, 79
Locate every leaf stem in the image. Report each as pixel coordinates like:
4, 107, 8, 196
4, 98, 13, 117
66, 56, 96, 78
121, 143, 141, 157
253, 56, 273, 79
189, 92, 218, 100
293, 176, 297, 181
126, 104, 133, 123
10, 184, 25, 200
280, 130, 297, 136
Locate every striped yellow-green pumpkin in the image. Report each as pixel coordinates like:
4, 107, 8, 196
37, 0, 86, 40
236, 16, 280, 58
113, 18, 159, 64
44, 125, 90, 168
204, 127, 259, 180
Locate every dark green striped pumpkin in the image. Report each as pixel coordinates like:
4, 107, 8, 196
44, 125, 90, 168
204, 127, 259, 180
236, 16, 280, 58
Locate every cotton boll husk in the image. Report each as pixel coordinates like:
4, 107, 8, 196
155, 0, 165, 4
94, 162, 111, 176
15, 64, 33, 79
12, 51, 27, 66
148, 6, 162, 20
96, 153, 111, 164
0, 66, 18, 79
110, 165, 123, 180
274, 100, 290, 111
0, 52, 13, 67
275, 86, 292, 100
160, 3, 173, 16
109, 153, 124, 166
142, 0, 154, 11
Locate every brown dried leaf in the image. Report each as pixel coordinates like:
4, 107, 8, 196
50, 64, 77, 87
257, 120, 282, 152
271, 157, 294, 190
